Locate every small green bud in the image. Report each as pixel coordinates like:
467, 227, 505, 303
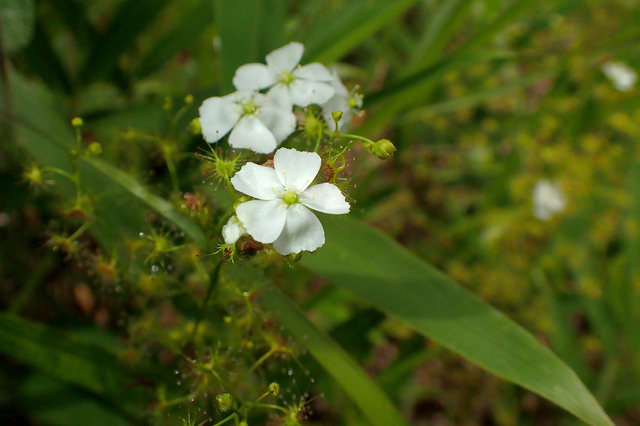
239, 421, 248, 426
71, 117, 84, 127
268, 382, 280, 396
365, 139, 396, 160
189, 118, 202, 135
284, 252, 303, 266
184, 94, 194, 105
24, 164, 43, 185
331, 111, 343, 122
304, 114, 323, 138
215, 393, 233, 412
87, 142, 102, 156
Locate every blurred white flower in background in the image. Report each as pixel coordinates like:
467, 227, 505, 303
198, 90, 296, 154
533, 180, 566, 221
233, 42, 335, 108
602, 62, 637, 92
231, 148, 350, 255
322, 69, 364, 131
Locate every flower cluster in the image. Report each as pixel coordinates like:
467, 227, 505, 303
602, 62, 637, 92
532, 180, 566, 221
199, 42, 363, 154
198, 42, 383, 257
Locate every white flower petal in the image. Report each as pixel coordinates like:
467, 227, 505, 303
294, 63, 333, 82
199, 96, 241, 143
222, 216, 246, 244
272, 204, 324, 254
231, 163, 283, 200
229, 115, 277, 154
300, 183, 350, 214
274, 148, 321, 193
266, 42, 304, 73
266, 83, 293, 109
236, 199, 287, 243
233, 63, 277, 91
288, 79, 335, 107
258, 104, 297, 144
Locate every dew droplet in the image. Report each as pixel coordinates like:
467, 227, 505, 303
139, 232, 145, 238
287, 369, 293, 376
151, 265, 159, 273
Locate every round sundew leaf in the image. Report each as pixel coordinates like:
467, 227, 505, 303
198, 96, 240, 143
229, 114, 277, 153
289, 79, 335, 107
231, 163, 282, 201
273, 203, 324, 254
233, 63, 277, 91
274, 148, 321, 193
266, 41, 304, 73
236, 199, 287, 244
300, 183, 350, 214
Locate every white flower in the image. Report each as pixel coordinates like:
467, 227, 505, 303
233, 42, 335, 108
230, 147, 350, 255
222, 216, 247, 245
533, 180, 566, 221
602, 62, 637, 92
199, 90, 296, 154
322, 69, 363, 131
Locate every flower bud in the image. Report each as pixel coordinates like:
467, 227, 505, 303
365, 139, 396, 160
184, 94, 194, 105
331, 111, 343, 122
71, 117, 84, 127
304, 114, 323, 138
268, 382, 280, 396
215, 393, 233, 412
24, 164, 43, 185
87, 142, 102, 156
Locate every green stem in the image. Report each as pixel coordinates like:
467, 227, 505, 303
211, 413, 238, 426
331, 133, 374, 145
188, 259, 224, 345
248, 347, 276, 373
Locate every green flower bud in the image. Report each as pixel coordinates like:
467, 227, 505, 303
24, 164, 43, 185
331, 111, 343, 122
71, 117, 84, 127
184, 94, 194, 105
215, 393, 233, 412
87, 142, 102, 156
268, 382, 280, 396
365, 139, 396, 160
189, 118, 202, 135
304, 114, 323, 138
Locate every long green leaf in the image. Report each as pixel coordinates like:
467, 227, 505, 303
301, 215, 614, 426
0, 0, 34, 53
226, 266, 409, 426
302, 0, 418, 64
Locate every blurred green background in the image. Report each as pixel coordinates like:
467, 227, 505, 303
1, 0, 640, 424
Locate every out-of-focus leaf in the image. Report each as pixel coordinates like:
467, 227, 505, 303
301, 215, 614, 426
0, 0, 34, 53
226, 266, 409, 426
0, 312, 154, 422
302, 0, 419, 64
136, 0, 213, 78
79, 0, 173, 85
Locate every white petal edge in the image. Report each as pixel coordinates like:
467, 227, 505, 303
258, 104, 297, 144
222, 216, 246, 244
229, 115, 277, 154
266, 42, 304, 74
299, 183, 350, 214
231, 163, 283, 200
288, 79, 335, 107
274, 148, 321, 193
236, 199, 287, 243
294, 63, 333, 82
199, 96, 241, 143
233, 63, 277, 91
272, 204, 325, 255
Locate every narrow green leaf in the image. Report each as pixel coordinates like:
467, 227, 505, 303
0, 0, 34, 53
79, 0, 173, 84
0, 312, 154, 419
83, 156, 205, 244
136, 0, 213, 78
215, 0, 263, 92
302, 0, 419, 64
301, 215, 614, 426
226, 266, 409, 426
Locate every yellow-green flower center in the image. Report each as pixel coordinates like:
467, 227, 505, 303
241, 100, 257, 115
282, 191, 298, 205
281, 71, 294, 85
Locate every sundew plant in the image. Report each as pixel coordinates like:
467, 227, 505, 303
1, 1, 639, 425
